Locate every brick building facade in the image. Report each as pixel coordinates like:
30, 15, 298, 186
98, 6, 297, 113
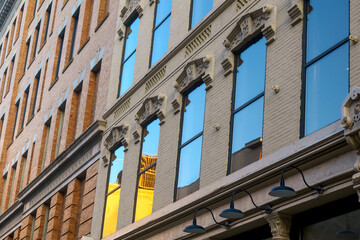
1, 0, 360, 240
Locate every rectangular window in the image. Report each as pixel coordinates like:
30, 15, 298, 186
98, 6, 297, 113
8, 166, 16, 207
12, 101, 20, 141
66, 89, 81, 147
29, 70, 41, 119
15, 5, 24, 41
302, 0, 349, 136
1, 68, 8, 99
134, 119, 160, 222
24, 38, 31, 73
0, 114, 4, 139
50, 0, 58, 34
229, 37, 266, 173
102, 146, 125, 238
175, 83, 206, 200
52, 29, 65, 83
0, 176, 7, 212
97, 0, 108, 25
18, 87, 29, 132
83, 69, 99, 131
118, 18, 139, 97
18, 154, 27, 192
66, 8, 79, 65
8, 19, 16, 49
51, 106, 65, 162
31, 22, 41, 61
79, 0, 94, 47
150, 0, 171, 66
190, 0, 213, 29
6, 56, 15, 94
41, 3, 52, 45
33, 0, 38, 19
38, 59, 48, 111
26, 141, 36, 185
1, 33, 8, 64
40, 122, 51, 171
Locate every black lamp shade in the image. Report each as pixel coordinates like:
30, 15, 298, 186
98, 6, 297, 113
183, 224, 206, 234
219, 208, 244, 219
268, 185, 296, 197
336, 230, 358, 239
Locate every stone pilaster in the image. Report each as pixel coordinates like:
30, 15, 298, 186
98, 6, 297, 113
265, 213, 292, 240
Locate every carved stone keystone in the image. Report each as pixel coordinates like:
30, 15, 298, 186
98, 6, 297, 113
135, 95, 167, 126
103, 124, 130, 151
265, 213, 292, 240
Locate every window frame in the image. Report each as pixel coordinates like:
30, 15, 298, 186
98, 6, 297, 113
227, 34, 266, 175
300, 0, 350, 137
174, 81, 206, 201
149, 0, 171, 67
117, 16, 139, 97
189, 0, 213, 30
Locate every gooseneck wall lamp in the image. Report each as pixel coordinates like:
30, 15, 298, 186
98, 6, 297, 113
183, 207, 230, 234
219, 189, 272, 219
268, 165, 323, 198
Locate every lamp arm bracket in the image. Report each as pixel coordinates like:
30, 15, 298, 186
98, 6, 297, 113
231, 189, 272, 214
194, 207, 230, 229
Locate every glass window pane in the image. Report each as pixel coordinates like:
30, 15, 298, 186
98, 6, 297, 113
135, 165, 156, 222
155, 0, 172, 26
151, 16, 170, 66
103, 188, 120, 237
120, 52, 136, 96
191, 0, 213, 28
181, 84, 206, 143
142, 119, 160, 156
302, 208, 360, 240
305, 43, 349, 135
109, 146, 125, 186
306, 0, 349, 62
235, 37, 266, 109
177, 136, 202, 200
124, 18, 139, 60
232, 96, 264, 153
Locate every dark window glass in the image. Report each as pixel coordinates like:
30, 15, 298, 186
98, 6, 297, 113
24, 39, 30, 73
134, 119, 160, 222
302, 208, 360, 239
44, 4, 52, 43
303, 0, 349, 136
33, 23, 40, 59
69, 10, 79, 61
306, 0, 349, 62
150, 0, 171, 66
176, 83, 206, 200
190, 0, 213, 28
20, 89, 29, 130
12, 102, 19, 140
230, 37, 266, 173
103, 146, 124, 238
55, 31, 65, 79
119, 18, 139, 96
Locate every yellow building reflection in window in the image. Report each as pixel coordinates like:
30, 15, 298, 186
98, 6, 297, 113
102, 146, 124, 238
134, 119, 160, 222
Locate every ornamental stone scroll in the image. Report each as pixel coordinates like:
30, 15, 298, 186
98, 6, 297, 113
102, 124, 130, 164
222, 5, 277, 76
120, 0, 143, 25
341, 86, 360, 202
135, 95, 167, 126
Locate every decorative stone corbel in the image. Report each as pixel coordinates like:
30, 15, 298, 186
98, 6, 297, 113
120, 0, 143, 25
149, 0, 155, 6
221, 53, 234, 77
288, 0, 303, 27
135, 94, 167, 126
103, 124, 130, 152
341, 86, 360, 202
175, 56, 214, 93
117, 25, 126, 41
265, 213, 292, 240
171, 92, 182, 115
133, 126, 141, 144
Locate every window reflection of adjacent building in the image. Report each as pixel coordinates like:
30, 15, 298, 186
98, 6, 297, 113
102, 146, 124, 238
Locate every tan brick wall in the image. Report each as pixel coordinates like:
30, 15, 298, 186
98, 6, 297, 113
46, 192, 64, 240
19, 215, 34, 240
33, 204, 47, 240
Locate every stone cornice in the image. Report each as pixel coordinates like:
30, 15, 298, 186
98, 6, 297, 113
17, 120, 106, 207
105, 125, 353, 240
